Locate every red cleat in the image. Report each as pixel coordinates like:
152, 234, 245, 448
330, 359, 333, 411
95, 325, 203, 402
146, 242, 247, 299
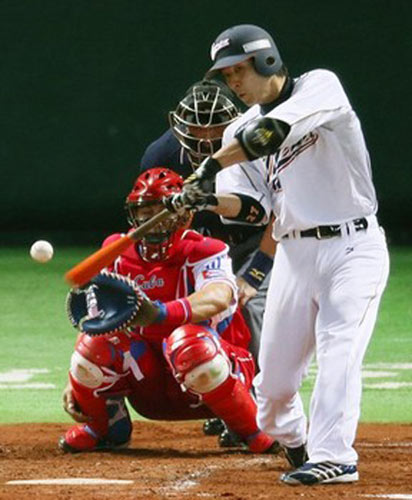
59, 424, 130, 453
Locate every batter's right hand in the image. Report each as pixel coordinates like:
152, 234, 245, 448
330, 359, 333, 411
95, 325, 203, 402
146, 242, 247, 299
62, 381, 89, 423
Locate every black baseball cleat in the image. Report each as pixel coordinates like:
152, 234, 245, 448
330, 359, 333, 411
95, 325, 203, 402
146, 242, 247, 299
263, 439, 282, 455
280, 461, 359, 485
283, 443, 308, 468
218, 427, 244, 448
203, 418, 225, 436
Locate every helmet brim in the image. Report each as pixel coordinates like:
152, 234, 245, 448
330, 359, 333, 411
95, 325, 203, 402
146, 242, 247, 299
207, 53, 252, 75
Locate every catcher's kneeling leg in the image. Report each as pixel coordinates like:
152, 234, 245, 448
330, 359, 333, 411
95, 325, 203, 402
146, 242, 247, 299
164, 324, 277, 453
64, 333, 132, 449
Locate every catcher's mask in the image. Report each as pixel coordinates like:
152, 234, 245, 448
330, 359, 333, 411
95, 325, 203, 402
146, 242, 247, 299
169, 79, 240, 168
125, 167, 192, 262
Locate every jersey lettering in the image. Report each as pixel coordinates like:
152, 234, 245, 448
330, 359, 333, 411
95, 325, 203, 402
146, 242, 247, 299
266, 156, 282, 193
134, 274, 165, 290
273, 132, 319, 173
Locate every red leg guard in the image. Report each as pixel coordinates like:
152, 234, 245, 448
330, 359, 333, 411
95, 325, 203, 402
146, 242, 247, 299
69, 373, 109, 438
202, 376, 274, 452
164, 324, 275, 452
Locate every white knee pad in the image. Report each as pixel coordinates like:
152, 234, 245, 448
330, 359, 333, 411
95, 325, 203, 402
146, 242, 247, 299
70, 351, 105, 389
183, 353, 230, 394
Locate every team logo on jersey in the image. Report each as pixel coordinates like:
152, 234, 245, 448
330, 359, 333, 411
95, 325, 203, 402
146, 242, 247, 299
202, 256, 225, 280
253, 127, 274, 146
211, 38, 230, 61
202, 269, 225, 280
134, 274, 165, 290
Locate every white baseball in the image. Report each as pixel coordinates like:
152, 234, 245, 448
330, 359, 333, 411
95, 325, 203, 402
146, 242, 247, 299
30, 240, 54, 263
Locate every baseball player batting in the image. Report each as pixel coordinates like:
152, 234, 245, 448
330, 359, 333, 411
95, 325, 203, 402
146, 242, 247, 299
167, 24, 390, 485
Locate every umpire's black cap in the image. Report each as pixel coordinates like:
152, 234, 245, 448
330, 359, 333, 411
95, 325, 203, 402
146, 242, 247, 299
208, 24, 283, 77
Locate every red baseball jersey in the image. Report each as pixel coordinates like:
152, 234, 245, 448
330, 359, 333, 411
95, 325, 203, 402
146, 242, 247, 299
103, 229, 251, 349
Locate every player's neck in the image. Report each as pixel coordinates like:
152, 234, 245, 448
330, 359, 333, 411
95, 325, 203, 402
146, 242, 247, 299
260, 75, 294, 114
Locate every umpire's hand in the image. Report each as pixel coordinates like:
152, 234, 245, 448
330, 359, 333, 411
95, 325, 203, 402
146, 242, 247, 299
237, 276, 259, 307
62, 380, 89, 423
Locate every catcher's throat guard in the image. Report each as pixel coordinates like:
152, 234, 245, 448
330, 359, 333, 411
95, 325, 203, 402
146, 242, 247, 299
66, 271, 156, 336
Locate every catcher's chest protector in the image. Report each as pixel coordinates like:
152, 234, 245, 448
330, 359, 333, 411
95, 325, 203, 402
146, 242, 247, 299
116, 257, 184, 303
111, 240, 194, 343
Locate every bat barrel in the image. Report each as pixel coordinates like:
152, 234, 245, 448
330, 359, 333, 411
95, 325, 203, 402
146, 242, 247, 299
64, 208, 173, 287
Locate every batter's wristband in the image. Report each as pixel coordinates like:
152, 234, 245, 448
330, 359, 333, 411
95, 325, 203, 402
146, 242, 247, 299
154, 298, 193, 325
241, 250, 273, 290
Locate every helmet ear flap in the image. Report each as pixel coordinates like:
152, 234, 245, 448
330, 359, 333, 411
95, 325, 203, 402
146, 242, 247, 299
253, 50, 279, 76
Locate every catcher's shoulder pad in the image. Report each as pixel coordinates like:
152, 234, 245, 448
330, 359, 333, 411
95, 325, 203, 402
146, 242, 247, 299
185, 233, 228, 264
66, 271, 145, 336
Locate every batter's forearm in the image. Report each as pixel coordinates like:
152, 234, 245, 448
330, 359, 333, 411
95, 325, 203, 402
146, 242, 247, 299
210, 194, 242, 218
259, 216, 277, 257
211, 194, 266, 225
212, 139, 248, 168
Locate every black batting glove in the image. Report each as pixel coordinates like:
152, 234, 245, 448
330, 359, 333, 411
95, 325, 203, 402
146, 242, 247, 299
184, 157, 223, 196
163, 191, 218, 214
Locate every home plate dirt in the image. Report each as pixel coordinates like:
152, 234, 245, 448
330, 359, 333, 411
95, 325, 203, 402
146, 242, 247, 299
0, 422, 411, 499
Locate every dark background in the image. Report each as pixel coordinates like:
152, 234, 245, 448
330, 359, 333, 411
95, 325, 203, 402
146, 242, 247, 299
1, 0, 410, 245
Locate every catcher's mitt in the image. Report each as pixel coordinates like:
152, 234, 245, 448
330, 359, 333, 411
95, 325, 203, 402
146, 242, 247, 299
66, 271, 158, 336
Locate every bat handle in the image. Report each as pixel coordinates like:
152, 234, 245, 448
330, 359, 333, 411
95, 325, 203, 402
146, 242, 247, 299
128, 208, 172, 241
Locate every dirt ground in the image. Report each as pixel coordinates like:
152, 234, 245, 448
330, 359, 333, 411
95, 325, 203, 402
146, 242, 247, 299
0, 422, 411, 500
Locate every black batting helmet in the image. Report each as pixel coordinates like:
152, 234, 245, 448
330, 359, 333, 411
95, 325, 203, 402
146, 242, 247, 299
208, 24, 283, 77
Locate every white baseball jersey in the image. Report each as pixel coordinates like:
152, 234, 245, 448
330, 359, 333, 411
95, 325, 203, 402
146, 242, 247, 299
216, 69, 377, 240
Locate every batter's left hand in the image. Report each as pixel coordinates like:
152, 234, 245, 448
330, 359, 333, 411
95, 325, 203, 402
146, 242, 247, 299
184, 157, 222, 196
237, 276, 258, 307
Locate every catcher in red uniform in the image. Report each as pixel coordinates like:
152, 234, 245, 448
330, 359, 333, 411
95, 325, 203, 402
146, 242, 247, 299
60, 167, 278, 454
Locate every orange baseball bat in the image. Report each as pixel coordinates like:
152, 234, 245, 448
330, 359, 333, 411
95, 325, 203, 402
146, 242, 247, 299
65, 208, 172, 287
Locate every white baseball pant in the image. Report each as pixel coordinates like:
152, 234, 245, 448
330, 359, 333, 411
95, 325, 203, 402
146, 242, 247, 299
254, 216, 389, 464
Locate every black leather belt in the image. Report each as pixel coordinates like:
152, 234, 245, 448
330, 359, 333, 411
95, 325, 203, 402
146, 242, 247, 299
283, 218, 368, 240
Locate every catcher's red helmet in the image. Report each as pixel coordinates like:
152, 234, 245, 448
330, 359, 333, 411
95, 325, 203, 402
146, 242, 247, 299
127, 167, 184, 204
125, 168, 191, 261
